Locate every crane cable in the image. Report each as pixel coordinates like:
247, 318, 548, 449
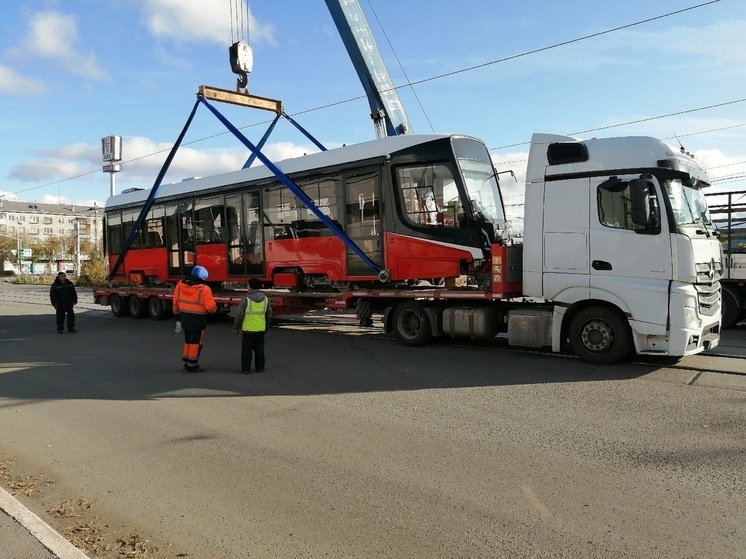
365, 0, 433, 133
229, 0, 250, 44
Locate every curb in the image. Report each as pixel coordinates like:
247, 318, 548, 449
0, 485, 89, 559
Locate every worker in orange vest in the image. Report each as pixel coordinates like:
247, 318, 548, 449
173, 265, 217, 373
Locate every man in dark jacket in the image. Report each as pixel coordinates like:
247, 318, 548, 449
50, 271, 78, 333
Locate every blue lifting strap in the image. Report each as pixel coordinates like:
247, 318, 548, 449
108, 97, 201, 280
198, 95, 383, 276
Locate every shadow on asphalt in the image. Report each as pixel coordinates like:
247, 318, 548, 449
0, 309, 661, 404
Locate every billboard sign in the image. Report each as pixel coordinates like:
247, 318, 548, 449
102, 135, 122, 162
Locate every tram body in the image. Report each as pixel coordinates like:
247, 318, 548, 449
104, 134, 510, 289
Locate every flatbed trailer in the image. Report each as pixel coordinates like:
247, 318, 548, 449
93, 277, 548, 349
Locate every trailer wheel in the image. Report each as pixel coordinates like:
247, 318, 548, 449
568, 307, 631, 365
392, 302, 432, 347
148, 297, 168, 321
109, 294, 129, 317
128, 296, 148, 319
721, 286, 741, 329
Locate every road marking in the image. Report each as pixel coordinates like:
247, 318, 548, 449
0, 485, 89, 559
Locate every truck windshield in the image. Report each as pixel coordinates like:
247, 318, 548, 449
453, 138, 506, 225
663, 178, 713, 229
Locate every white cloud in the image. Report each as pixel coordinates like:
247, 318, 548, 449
139, 0, 275, 45
8, 159, 90, 182
7, 11, 108, 81
0, 64, 45, 95
6, 136, 319, 195
0, 190, 20, 201
486, 19, 746, 81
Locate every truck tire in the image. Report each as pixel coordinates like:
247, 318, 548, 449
721, 285, 741, 329
109, 294, 129, 317
128, 296, 148, 319
568, 306, 631, 365
148, 297, 168, 321
392, 302, 432, 347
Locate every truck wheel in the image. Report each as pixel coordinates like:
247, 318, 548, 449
392, 302, 432, 346
568, 307, 631, 365
128, 296, 148, 319
148, 297, 168, 321
109, 294, 129, 317
721, 286, 741, 329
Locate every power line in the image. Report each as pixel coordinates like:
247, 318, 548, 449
365, 0, 435, 133
490, 106, 746, 152
5, 0, 727, 199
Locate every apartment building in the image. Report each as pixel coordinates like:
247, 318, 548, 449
0, 199, 104, 273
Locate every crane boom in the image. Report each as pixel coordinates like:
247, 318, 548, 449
325, 0, 411, 138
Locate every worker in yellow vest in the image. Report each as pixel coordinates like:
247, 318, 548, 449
233, 278, 273, 374
173, 265, 217, 373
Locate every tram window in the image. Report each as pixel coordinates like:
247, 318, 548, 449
225, 197, 242, 267
164, 203, 181, 251
143, 218, 164, 247
295, 176, 340, 237
244, 192, 262, 258
194, 198, 225, 243
122, 209, 144, 248
396, 164, 463, 228
177, 201, 195, 250
264, 185, 295, 240
106, 212, 123, 254
346, 170, 380, 237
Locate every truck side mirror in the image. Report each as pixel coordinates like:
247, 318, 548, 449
629, 178, 659, 231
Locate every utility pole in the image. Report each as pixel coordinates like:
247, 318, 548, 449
75, 219, 81, 276
93, 203, 98, 250
16, 229, 21, 274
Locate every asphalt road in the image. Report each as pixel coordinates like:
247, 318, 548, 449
0, 282, 744, 559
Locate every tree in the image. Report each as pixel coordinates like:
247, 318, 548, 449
0, 236, 15, 272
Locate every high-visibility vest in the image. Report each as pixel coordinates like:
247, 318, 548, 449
241, 296, 268, 332
173, 282, 217, 315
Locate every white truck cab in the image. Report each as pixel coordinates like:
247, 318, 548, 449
522, 133, 721, 363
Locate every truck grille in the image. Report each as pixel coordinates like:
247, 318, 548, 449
695, 260, 722, 283
696, 281, 721, 317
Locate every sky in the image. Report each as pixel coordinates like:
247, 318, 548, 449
1, 0, 745, 230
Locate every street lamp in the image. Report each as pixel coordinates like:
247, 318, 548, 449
75, 218, 81, 275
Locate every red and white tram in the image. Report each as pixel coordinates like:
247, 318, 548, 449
104, 133, 510, 290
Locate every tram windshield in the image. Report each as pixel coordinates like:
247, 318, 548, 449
453, 138, 506, 225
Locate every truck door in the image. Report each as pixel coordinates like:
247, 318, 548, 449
589, 175, 671, 328
540, 177, 591, 299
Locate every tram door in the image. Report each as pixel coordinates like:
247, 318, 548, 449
244, 191, 264, 274
345, 169, 382, 276
165, 200, 194, 277
226, 192, 264, 276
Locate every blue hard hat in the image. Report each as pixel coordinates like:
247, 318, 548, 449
191, 265, 208, 281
